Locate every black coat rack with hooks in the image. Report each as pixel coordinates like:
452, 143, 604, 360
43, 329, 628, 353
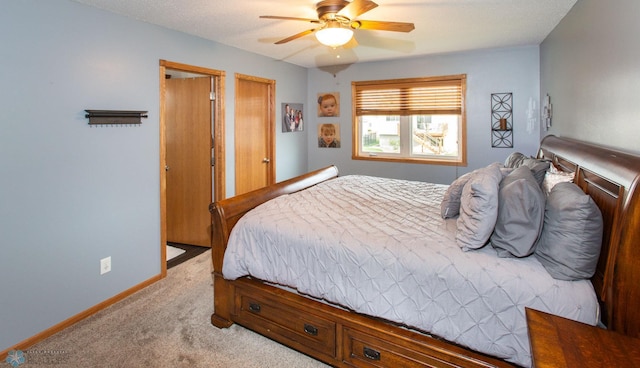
85, 110, 148, 125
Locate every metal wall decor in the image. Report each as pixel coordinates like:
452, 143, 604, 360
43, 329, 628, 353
542, 94, 553, 130
490, 93, 513, 148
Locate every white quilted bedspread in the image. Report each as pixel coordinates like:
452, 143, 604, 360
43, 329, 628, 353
222, 175, 599, 367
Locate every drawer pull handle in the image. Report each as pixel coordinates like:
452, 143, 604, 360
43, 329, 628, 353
363, 347, 381, 361
248, 303, 261, 313
303, 324, 318, 336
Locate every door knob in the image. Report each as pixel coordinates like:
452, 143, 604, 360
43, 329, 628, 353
165, 165, 170, 171
262, 158, 270, 163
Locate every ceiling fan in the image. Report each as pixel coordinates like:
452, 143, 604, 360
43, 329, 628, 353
260, 0, 415, 48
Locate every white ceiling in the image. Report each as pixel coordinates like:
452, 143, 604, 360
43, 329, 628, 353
71, 0, 578, 68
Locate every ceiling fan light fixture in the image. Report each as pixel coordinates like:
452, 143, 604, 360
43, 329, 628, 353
315, 21, 353, 48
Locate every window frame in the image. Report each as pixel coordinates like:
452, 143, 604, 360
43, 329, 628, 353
351, 74, 467, 166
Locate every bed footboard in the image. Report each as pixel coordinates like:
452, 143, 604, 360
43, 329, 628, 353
209, 166, 339, 327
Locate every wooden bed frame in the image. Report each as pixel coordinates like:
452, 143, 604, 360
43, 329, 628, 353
209, 135, 640, 367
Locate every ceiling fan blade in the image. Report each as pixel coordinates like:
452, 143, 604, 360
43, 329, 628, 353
352, 20, 415, 32
275, 28, 318, 44
338, 0, 378, 20
260, 15, 320, 24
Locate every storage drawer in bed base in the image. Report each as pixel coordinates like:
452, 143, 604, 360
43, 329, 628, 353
233, 283, 337, 360
229, 278, 512, 368
342, 326, 497, 368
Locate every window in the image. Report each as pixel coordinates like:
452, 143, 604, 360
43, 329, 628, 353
352, 74, 466, 165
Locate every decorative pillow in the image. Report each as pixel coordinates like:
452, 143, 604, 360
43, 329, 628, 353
504, 152, 527, 168
490, 166, 545, 258
521, 158, 551, 187
499, 167, 514, 179
534, 182, 604, 281
441, 164, 509, 219
456, 163, 503, 251
542, 165, 575, 196
440, 171, 473, 218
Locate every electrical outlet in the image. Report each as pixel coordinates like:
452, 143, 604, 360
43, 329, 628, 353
100, 256, 111, 275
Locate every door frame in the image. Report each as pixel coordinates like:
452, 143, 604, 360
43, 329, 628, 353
159, 59, 226, 277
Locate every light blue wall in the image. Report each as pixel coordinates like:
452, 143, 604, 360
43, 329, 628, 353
0, 0, 306, 351
306, 46, 542, 184
540, 0, 640, 154
6, 0, 627, 354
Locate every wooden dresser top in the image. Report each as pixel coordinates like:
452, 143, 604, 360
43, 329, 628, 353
526, 308, 640, 367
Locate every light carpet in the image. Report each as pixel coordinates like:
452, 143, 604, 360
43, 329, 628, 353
26, 250, 328, 367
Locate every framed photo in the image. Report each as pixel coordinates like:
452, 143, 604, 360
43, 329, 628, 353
318, 123, 340, 148
317, 92, 340, 117
282, 103, 304, 132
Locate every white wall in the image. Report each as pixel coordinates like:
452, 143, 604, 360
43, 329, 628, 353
541, 0, 640, 154
0, 0, 307, 351
306, 46, 542, 184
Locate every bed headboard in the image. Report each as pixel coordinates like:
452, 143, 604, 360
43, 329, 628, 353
538, 135, 640, 337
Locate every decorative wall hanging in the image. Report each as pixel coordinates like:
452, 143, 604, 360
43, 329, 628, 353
85, 110, 148, 125
282, 103, 304, 132
542, 94, 553, 130
490, 93, 513, 148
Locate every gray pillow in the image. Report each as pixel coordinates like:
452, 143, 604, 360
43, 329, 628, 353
440, 171, 473, 218
441, 164, 512, 219
490, 166, 545, 258
504, 152, 527, 168
521, 158, 551, 188
456, 163, 503, 251
499, 166, 514, 179
534, 182, 604, 281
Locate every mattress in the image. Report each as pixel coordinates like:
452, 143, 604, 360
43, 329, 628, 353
222, 175, 599, 367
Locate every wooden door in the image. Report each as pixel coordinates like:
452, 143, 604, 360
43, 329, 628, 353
234, 74, 275, 195
166, 76, 212, 247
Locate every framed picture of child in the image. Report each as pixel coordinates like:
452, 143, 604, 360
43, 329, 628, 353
282, 103, 304, 132
318, 123, 340, 148
317, 92, 340, 117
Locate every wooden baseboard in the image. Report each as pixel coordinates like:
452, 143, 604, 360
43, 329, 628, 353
1, 273, 163, 357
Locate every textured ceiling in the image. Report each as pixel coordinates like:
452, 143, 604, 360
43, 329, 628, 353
71, 0, 578, 68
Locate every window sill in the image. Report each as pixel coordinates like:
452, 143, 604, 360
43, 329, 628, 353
352, 154, 466, 166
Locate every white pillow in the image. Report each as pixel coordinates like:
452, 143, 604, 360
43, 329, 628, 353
542, 165, 574, 196
456, 163, 503, 251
